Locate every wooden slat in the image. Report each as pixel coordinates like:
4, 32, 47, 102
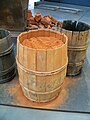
46, 49, 54, 93
36, 50, 47, 72
72, 31, 79, 46
45, 75, 53, 91
22, 86, 30, 100
23, 71, 28, 88
62, 29, 72, 46
76, 49, 86, 62
18, 44, 24, 65
36, 50, 47, 93
29, 92, 38, 102
36, 76, 46, 92
79, 30, 89, 46
23, 47, 28, 68
78, 31, 85, 46
28, 73, 37, 91
21, 68, 24, 87
27, 48, 37, 91
17, 42, 19, 58
45, 72, 64, 92
62, 44, 68, 66
53, 72, 64, 89
53, 32, 64, 70
84, 30, 89, 44
60, 69, 66, 84
53, 47, 62, 70
27, 49, 36, 71
17, 66, 22, 83
68, 48, 75, 63
62, 29, 67, 36
47, 49, 54, 71
37, 94, 45, 102
66, 30, 72, 46
84, 30, 89, 45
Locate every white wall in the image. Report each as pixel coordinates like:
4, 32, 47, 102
28, 0, 40, 10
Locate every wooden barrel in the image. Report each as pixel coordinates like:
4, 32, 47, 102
17, 29, 68, 102
61, 20, 90, 76
0, 29, 16, 83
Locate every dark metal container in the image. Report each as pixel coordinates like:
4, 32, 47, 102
0, 29, 16, 83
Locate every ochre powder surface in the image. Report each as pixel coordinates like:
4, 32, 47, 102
21, 37, 64, 49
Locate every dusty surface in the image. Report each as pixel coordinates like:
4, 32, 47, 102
0, 73, 79, 110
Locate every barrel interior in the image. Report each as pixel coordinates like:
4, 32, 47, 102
0, 29, 9, 39
62, 20, 90, 31
19, 30, 67, 46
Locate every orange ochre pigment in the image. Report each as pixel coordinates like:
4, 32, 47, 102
21, 37, 64, 49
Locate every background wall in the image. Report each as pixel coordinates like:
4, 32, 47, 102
44, 0, 90, 7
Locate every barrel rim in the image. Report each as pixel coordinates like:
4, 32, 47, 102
61, 20, 90, 32
61, 28, 90, 33
0, 62, 16, 75
17, 29, 68, 51
68, 45, 88, 51
0, 69, 16, 84
0, 44, 14, 56
0, 28, 11, 40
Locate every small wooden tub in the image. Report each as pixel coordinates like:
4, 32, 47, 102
61, 20, 90, 76
17, 29, 68, 102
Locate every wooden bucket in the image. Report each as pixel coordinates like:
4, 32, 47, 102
0, 29, 16, 83
61, 20, 90, 76
17, 29, 68, 102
